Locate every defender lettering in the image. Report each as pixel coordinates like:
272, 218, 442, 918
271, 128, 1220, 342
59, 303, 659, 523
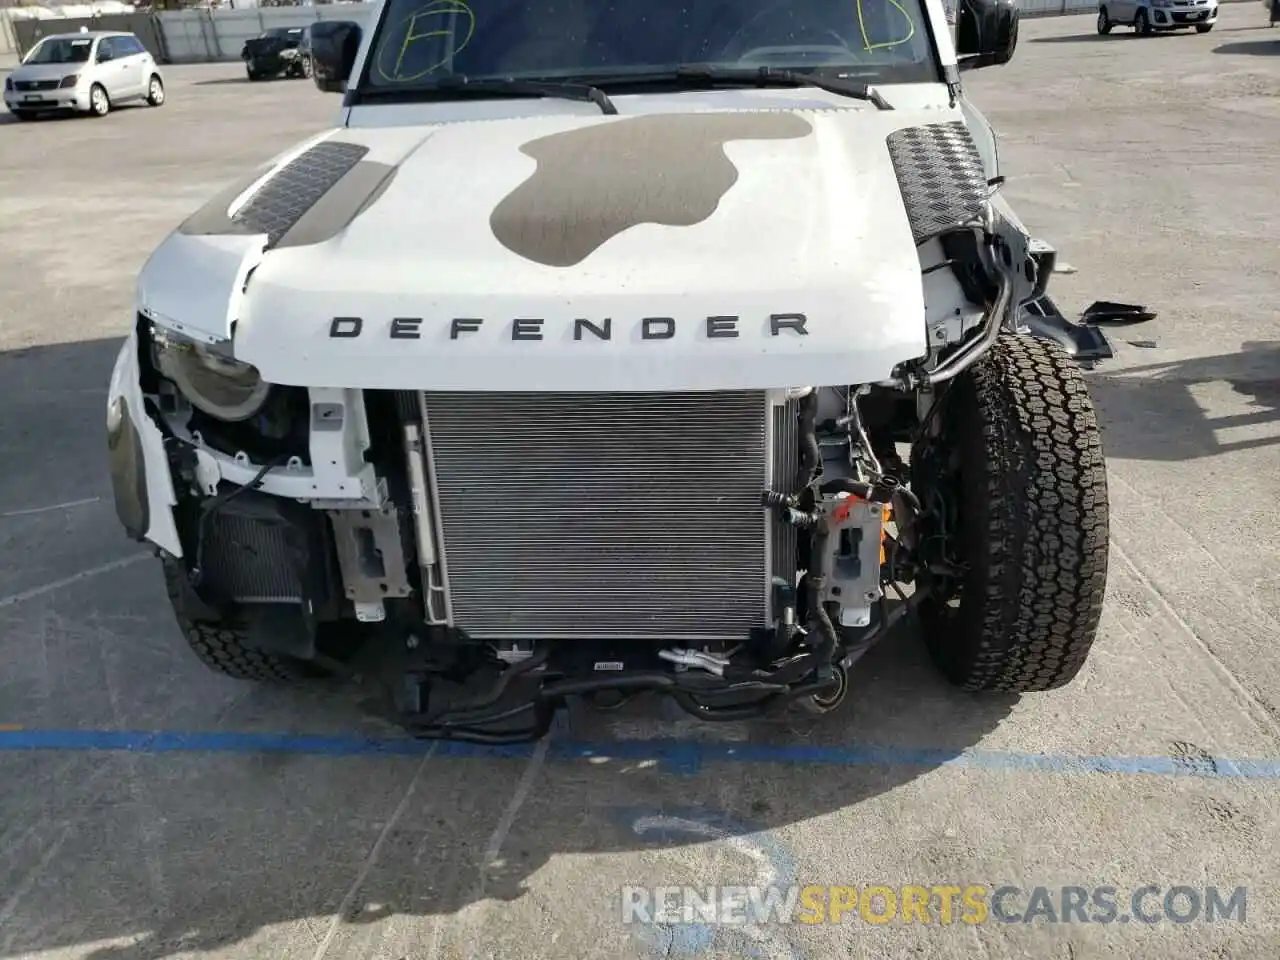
329, 314, 810, 341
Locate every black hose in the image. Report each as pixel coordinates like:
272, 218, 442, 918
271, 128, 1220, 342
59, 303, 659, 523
818, 478, 874, 499
408, 699, 538, 730
584, 690, 638, 713
740, 652, 816, 686
787, 674, 843, 699
540, 673, 789, 699
797, 390, 821, 490
540, 673, 676, 697
426, 696, 541, 728
399, 700, 556, 744
895, 485, 922, 514
420, 662, 806, 734
807, 524, 841, 664
398, 629, 862, 740
812, 602, 840, 665
673, 692, 776, 722
423, 646, 551, 721
406, 723, 550, 745
818, 477, 901, 503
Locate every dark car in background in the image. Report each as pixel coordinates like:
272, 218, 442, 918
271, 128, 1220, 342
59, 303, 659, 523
241, 26, 310, 81
306, 20, 361, 91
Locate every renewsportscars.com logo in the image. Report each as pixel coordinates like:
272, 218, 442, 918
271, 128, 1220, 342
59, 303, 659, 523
620, 884, 1249, 926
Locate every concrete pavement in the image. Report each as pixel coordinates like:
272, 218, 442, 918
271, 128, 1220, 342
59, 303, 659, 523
1, 7, 1278, 958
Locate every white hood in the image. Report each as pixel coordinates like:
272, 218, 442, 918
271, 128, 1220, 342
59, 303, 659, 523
140, 100, 980, 392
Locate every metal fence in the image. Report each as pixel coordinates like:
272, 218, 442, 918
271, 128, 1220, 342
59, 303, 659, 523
0, 11, 17, 56
158, 5, 373, 63
10, 13, 167, 61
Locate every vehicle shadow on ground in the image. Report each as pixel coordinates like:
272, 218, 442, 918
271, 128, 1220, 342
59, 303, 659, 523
0, 103, 152, 126
1088, 341, 1280, 461
12, 628, 1019, 960
1213, 38, 1280, 54
0, 337, 122, 509
1030, 33, 1133, 43
191, 77, 301, 86
0, 111, 81, 126
0, 339, 1019, 960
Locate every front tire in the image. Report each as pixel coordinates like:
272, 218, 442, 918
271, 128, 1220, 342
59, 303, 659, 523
1097, 7, 1113, 33
1195, 22, 1213, 31
911, 334, 1110, 693
1135, 8, 1153, 33
88, 83, 109, 117
146, 74, 165, 106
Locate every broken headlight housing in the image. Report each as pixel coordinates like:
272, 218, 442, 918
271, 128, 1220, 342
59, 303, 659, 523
150, 325, 271, 422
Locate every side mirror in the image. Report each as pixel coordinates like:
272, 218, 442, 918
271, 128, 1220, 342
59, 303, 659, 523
96, 48, 113, 63
309, 21, 362, 93
956, 0, 1019, 71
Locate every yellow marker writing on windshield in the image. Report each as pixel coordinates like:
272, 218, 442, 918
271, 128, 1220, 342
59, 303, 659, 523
857, 0, 916, 51
377, 0, 476, 82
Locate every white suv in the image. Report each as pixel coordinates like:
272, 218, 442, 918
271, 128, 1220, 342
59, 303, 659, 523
3, 29, 166, 120
107, 0, 1122, 740
1097, 0, 1219, 34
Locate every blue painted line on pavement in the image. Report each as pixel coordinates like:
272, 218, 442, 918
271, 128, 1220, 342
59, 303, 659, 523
0, 728, 1278, 779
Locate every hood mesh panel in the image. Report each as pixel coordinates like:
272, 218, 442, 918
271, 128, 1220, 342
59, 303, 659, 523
231, 140, 368, 247
885, 121, 988, 243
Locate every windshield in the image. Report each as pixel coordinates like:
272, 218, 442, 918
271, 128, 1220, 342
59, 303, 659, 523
22, 37, 93, 66
357, 0, 940, 93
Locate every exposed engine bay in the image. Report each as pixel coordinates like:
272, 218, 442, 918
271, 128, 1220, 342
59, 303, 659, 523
107, 3, 1116, 741
107, 187, 1113, 743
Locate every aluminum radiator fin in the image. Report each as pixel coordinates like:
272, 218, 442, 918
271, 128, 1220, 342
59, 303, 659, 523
201, 513, 302, 603
771, 398, 801, 587
422, 391, 774, 641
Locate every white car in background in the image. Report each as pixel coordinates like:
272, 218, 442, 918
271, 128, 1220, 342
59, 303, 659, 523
1097, 0, 1218, 33
3, 29, 166, 121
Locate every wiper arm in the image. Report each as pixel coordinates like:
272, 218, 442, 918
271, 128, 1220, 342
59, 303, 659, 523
679, 65, 893, 109
595, 64, 893, 110
356, 75, 618, 115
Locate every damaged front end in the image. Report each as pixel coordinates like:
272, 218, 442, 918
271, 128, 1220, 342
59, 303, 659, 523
106, 114, 1111, 743
106, 219, 1019, 745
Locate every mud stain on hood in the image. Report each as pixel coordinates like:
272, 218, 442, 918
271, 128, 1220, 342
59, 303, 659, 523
489, 112, 814, 268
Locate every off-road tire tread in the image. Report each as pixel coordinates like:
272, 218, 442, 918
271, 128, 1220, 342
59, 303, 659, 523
162, 561, 309, 683
922, 333, 1109, 693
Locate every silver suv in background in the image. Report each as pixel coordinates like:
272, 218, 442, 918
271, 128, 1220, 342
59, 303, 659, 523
3, 29, 166, 120
1097, 0, 1219, 33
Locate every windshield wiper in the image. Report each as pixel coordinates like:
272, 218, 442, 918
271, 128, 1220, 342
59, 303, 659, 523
595, 64, 893, 110
355, 75, 617, 115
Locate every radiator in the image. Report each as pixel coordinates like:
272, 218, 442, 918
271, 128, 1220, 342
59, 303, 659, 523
418, 391, 799, 642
